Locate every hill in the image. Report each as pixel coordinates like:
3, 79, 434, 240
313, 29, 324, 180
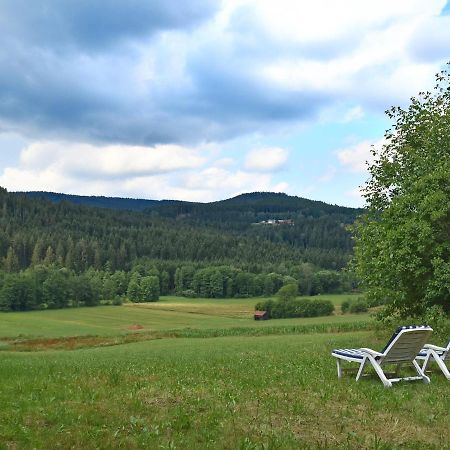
0, 190, 359, 271
16, 191, 360, 258
17, 191, 165, 211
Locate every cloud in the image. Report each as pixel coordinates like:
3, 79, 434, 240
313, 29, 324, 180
0, 0, 448, 147
408, 15, 450, 62
335, 139, 384, 173
18, 142, 206, 180
244, 147, 289, 172
0, 142, 287, 202
0, 0, 219, 51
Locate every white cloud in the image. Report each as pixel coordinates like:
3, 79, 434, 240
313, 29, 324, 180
19, 141, 206, 179
214, 157, 235, 167
335, 139, 384, 173
182, 166, 287, 200
244, 147, 289, 172
255, 0, 447, 110
0, 141, 289, 202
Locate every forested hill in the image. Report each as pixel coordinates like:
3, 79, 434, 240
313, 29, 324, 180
18, 191, 165, 211
5, 189, 361, 271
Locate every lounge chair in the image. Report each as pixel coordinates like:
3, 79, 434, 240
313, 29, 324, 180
416, 340, 450, 380
331, 325, 433, 388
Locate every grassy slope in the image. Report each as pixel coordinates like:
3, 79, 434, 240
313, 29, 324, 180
1, 295, 448, 449
0, 295, 368, 339
1, 332, 449, 449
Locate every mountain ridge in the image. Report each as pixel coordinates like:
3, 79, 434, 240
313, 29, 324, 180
15, 190, 361, 213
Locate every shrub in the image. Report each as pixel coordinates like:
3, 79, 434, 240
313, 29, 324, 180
255, 297, 334, 319
341, 300, 351, 314
112, 296, 123, 306
182, 289, 197, 298
349, 299, 368, 313
341, 297, 368, 314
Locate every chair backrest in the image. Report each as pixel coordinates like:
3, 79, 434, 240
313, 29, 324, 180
382, 325, 433, 364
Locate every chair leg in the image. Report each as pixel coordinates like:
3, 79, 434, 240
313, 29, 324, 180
421, 353, 431, 373
336, 359, 342, 378
412, 359, 431, 384
430, 351, 450, 380
356, 357, 367, 381
365, 356, 392, 387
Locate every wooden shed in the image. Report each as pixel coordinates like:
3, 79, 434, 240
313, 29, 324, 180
254, 310, 269, 320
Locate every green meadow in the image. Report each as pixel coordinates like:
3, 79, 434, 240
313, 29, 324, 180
1, 296, 449, 449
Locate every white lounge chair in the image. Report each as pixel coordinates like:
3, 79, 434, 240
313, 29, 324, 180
416, 340, 450, 380
332, 325, 433, 388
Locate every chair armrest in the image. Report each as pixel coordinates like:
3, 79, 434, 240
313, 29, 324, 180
359, 348, 383, 357
423, 344, 446, 351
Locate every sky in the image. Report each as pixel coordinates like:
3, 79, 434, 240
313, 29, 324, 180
0, 0, 449, 207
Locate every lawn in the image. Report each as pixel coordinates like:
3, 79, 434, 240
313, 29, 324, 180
1, 332, 449, 449
1, 295, 448, 449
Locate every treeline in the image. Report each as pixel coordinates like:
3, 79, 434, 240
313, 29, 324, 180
0, 260, 356, 311
0, 265, 161, 311
174, 264, 355, 298
1, 188, 350, 272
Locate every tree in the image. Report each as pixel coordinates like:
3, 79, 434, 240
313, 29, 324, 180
276, 283, 298, 302
0, 274, 35, 311
4, 246, 20, 273
42, 270, 70, 309
352, 68, 450, 317
72, 274, 100, 307
140, 275, 160, 302
127, 272, 142, 302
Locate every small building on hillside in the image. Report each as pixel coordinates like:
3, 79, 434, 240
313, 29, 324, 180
254, 310, 269, 320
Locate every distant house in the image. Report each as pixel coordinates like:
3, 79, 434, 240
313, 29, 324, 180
252, 219, 294, 226
254, 310, 269, 320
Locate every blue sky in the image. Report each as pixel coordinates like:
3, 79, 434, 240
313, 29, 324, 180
0, 0, 449, 207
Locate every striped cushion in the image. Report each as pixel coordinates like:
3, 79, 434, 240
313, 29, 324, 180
333, 349, 365, 360
418, 349, 445, 358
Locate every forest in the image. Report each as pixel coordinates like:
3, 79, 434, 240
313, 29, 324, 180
0, 188, 360, 311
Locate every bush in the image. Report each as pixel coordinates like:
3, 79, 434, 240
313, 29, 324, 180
366, 295, 386, 308
255, 297, 334, 319
350, 299, 368, 313
341, 297, 368, 314
182, 289, 197, 298
341, 300, 351, 314
112, 296, 123, 306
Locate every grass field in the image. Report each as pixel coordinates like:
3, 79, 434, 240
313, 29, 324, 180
0, 295, 368, 340
1, 295, 449, 449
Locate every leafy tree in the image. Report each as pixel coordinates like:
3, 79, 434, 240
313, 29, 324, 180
72, 274, 100, 307
111, 270, 128, 296
0, 274, 35, 311
127, 272, 142, 302
42, 270, 70, 309
140, 275, 160, 302
353, 68, 450, 316
276, 283, 298, 302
